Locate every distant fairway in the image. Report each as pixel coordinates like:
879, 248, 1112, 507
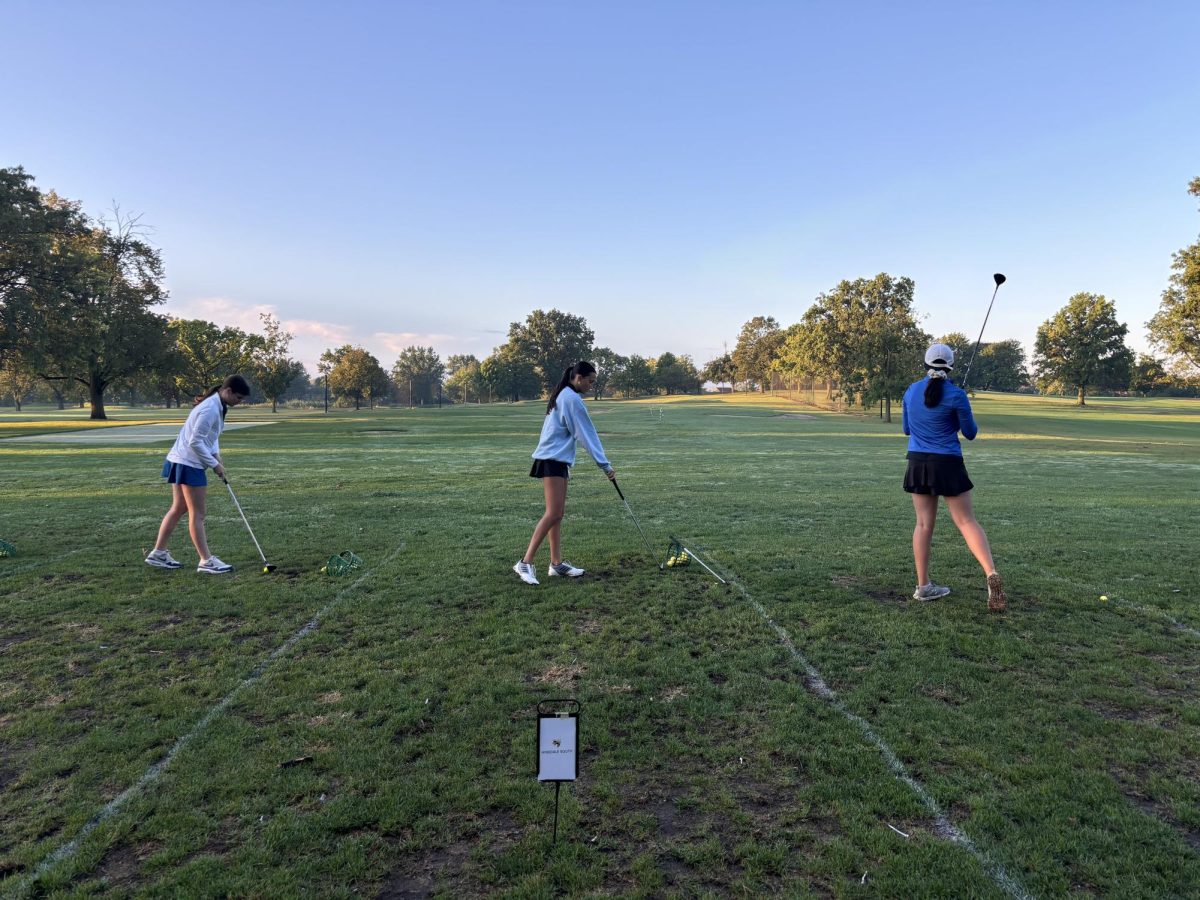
1, 394, 1198, 896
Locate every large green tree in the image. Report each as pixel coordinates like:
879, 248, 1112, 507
588, 347, 624, 400
252, 313, 306, 412
609, 354, 655, 397
392, 346, 445, 406
0, 168, 82, 367
780, 274, 927, 420
700, 352, 736, 389
445, 355, 487, 403
1146, 177, 1200, 375
1033, 293, 1133, 405
731, 316, 784, 391
653, 352, 702, 394
507, 309, 594, 395
33, 209, 173, 419
323, 345, 386, 410
970, 340, 1028, 392
481, 344, 540, 402
168, 318, 260, 399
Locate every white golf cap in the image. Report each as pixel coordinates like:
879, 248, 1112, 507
924, 343, 955, 369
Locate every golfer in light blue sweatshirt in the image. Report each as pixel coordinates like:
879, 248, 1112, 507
901, 343, 1005, 611
514, 361, 616, 585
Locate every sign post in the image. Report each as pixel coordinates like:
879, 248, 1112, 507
536, 698, 580, 845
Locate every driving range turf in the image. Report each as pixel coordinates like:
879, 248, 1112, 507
1, 393, 1198, 897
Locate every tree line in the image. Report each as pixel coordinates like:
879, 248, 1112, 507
4, 166, 1198, 415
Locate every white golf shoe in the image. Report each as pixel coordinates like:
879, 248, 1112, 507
197, 556, 234, 574
913, 582, 951, 601
548, 561, 585, 578
145, 549, 182, 569
513, 560, 539, 585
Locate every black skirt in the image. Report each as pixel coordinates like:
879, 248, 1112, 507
530, 458, 570, 479
903, 452, 974, 496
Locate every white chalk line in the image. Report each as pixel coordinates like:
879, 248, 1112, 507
703, 556, 1034, 900
11, 545, 403, 894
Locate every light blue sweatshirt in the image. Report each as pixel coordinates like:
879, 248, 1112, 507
901, 377, 978, 456
532, 387, 613, 473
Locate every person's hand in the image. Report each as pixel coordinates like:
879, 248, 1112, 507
606, 468, 617, 481
214, 464, 226, 480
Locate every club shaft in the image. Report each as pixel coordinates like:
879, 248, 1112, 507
620, 496, 656, 558
962, 283, 1002, 389
678, 543, 727, 584
225, 482, 269, 564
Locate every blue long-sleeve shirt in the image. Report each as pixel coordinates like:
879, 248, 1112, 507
901, 378, 978, 456
532, 387, 613, 472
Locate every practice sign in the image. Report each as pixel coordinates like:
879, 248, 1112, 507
537, 704, 579, 782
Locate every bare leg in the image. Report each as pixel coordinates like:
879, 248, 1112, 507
181, 485, 212, 561
154, 484, 188, 552
945, 491, 996, 575
524, 477, 567, 564
911, 492, 939, 586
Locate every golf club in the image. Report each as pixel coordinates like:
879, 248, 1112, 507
961, 273, 1006, 390
221, 476, 276, 574
610, 478, 660, 568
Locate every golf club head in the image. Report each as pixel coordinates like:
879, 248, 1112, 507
993, 273, 1006, 286
262, 564, 277, 574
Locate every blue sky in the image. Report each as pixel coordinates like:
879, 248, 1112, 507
5, 0, 1199, 374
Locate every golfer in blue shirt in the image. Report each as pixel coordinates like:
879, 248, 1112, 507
513, 361, 616, 585
902, 343, 1006, 611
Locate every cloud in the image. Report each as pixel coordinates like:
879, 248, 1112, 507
161, 296, 490, 373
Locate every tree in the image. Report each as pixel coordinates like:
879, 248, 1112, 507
589, 347, 624, 399
445, 357, 487, 403
1033, 293, 1133, 404
508, 309, 594, 395
609, 355, 655, 397
970, 340, 1028, 392
392, 346, 445, 406
653, 352, 702, 394
481, 344, 540, 402
168, 318, 260, 400
252, 313, 306, 412
731, 316, 784, 391
1146, 177, 1200, 375
32, 208, 173, 419
1130, 353, 1173, 396
781, 274, 927, 419
323, 345, 384, 410
0, 354, 37, 410
701, 352, 736, 389
0, 168, 83, 368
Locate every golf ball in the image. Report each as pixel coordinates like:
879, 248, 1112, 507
1100, 595, 1108, 601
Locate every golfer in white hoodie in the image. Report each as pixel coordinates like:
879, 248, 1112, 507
146, 374, 250, 573
513, 361, 616, 585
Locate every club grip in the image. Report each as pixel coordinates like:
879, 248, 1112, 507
611, 479, 625, 501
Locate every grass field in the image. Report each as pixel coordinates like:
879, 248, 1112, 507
1, 393, 1198, 897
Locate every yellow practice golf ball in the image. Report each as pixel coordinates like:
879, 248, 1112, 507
1100, 595, 1108, 602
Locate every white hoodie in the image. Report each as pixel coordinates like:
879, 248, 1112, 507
166, 392, 225, 470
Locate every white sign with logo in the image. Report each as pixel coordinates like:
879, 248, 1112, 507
537, 712, 578, 782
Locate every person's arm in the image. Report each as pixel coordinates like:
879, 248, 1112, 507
956, 391, 979, 440
188, 402, 223, 470
560, 392, 613, 475
902, 392, 911, 436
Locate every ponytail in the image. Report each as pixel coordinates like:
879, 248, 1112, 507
546, 361, 596, 413
923, 368, 949, 407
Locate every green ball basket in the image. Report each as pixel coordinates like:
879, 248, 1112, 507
324, 550, 363, 576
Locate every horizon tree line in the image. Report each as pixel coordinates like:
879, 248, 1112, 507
4, 165, 1199, 414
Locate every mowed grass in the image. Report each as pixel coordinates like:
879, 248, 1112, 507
1, 392, 1198, 897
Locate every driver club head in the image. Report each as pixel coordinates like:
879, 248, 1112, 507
262, 564, 277, 574
993, 273, 1006, 286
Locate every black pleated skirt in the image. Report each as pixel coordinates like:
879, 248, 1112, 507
903, 451, 974, 496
